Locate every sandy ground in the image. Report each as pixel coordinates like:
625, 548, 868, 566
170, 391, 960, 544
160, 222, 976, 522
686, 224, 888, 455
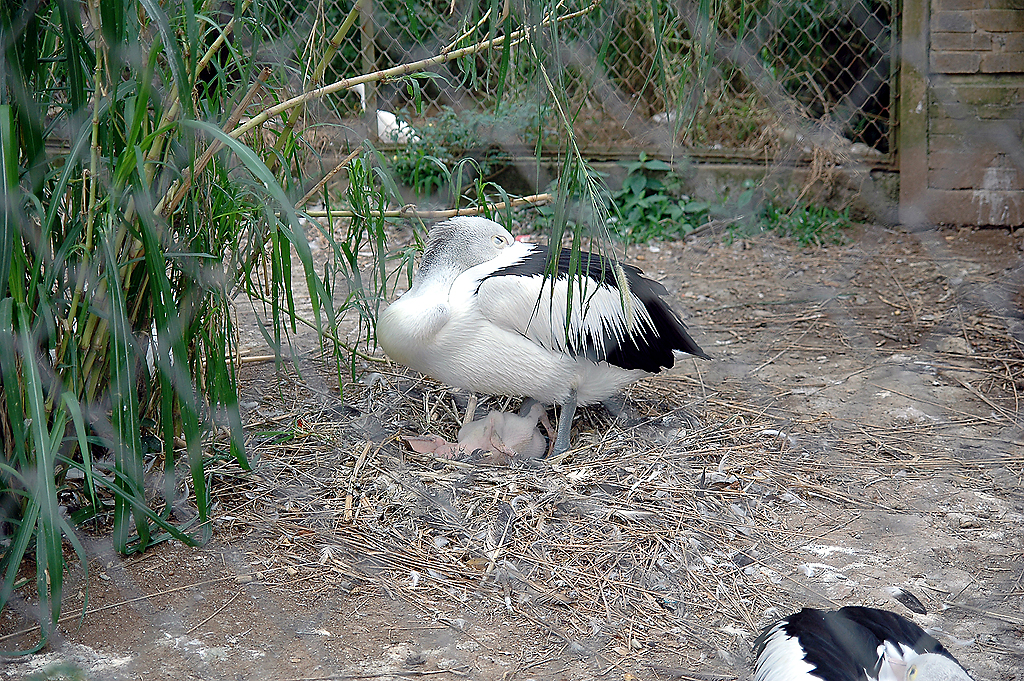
2, 223, 1023, 681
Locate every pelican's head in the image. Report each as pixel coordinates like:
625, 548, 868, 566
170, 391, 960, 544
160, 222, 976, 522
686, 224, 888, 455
905, 654, 973, 681
418, 217, 516, 277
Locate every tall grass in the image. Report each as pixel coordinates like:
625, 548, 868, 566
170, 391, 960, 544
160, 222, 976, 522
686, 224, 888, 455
0, 0, 615, 652
0, 0, 273, 651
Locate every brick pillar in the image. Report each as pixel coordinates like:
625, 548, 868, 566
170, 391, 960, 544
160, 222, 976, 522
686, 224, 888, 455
900, 0, 1024, 226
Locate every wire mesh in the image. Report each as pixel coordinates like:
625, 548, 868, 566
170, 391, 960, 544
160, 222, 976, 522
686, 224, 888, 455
5, 0, 1024, 676
258, 0, 895, 158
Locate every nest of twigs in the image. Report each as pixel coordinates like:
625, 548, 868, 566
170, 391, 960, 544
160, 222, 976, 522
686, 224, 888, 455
207, 360, 899, 671
199, 226, 1024, 674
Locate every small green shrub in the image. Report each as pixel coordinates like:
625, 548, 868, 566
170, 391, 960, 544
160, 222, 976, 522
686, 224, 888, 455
609, 153, 710, 242
726, 182, 851, 246
763, 200, 850, 246
389, 104, 543, 198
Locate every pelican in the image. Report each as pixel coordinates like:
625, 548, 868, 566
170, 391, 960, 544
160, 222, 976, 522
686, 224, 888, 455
349, 82, 420, 144
754, 606, 973, 681
375, 216, 709, 456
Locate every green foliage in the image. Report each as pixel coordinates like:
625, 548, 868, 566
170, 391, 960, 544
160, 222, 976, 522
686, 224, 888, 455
727, 181, 851, 246
0, 0, 351, 650
593, 161, 850, 247
762, 200, 850, 246
608, 153, 710, 242
388, 104, 543, 198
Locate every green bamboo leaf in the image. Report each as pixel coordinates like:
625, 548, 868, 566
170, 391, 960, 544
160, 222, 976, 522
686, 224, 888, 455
494, 7, 513, 107
0, 300, 27, 467
18, 319, 64, 636
138, 0, 194, 120
55, 0, 89, 113
179, 118, 333, 342
61, 392, 97, 507
100, 220, 150, 554
0, 105, 16, 301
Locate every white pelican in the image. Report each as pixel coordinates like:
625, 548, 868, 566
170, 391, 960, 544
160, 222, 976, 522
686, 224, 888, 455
349, 83, 420, 144
375, 216, 709, 456
754, 606, 973, 681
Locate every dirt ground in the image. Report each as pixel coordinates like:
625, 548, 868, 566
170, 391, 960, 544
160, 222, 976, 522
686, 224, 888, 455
2, 222, 1023, 681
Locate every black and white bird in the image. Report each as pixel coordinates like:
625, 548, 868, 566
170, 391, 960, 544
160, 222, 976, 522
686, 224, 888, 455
753, 606, 973, 681
375, 216, 709, 456
349, 82, 420, 144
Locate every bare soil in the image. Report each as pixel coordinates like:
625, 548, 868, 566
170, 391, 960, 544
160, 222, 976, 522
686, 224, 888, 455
3, 223, 1023, 681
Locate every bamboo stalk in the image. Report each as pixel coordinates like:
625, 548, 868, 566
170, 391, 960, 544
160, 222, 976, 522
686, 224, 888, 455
227, 1, 600, 142
263, 0, 366, 173
303, 193, 553, 220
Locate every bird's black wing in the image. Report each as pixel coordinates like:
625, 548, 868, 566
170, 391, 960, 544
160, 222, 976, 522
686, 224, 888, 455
479, 246, 709, 373
754, 608, 870, 681
836, 606, 962, 667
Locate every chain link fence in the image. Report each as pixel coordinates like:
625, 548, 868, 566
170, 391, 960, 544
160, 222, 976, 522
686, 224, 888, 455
251, 0, 895, 162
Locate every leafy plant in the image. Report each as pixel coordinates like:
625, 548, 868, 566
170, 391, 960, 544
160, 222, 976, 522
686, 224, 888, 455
0, 0, 274, 652
725, 181, 851, 245
608, 153, 710, 242
763, 200, 850, 246
1, 0, 620, 651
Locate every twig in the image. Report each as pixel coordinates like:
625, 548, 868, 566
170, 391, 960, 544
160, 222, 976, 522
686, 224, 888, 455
185, 590, 243, 634
297, 148, 362, 208
303, 193, 553, 220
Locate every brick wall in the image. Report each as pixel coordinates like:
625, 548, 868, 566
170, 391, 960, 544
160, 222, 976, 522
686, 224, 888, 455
931, 0, 1024, 74
901, 0, 1024, 226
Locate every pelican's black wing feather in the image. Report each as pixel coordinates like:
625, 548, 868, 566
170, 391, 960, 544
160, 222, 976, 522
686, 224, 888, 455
481, 246, 709, 372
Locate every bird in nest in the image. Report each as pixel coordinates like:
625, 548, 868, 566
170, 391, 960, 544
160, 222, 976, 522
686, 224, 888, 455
375, 216, 709, 456
754, 606, 973, 681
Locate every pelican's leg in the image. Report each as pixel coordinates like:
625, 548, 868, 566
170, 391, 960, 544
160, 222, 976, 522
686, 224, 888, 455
552, 388, 578, 457
601, 394, 624, 418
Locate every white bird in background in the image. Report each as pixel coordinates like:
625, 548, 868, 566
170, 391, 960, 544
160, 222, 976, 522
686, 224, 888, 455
754, 606, 973, 681
349, 82, 420, 144
375, 216, 709, 456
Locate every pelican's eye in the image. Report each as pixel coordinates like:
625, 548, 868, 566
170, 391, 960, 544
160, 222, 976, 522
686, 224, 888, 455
906, 664, 918, 681
492, 235, 506, 247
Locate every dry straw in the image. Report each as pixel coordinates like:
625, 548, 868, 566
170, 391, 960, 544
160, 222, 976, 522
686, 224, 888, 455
207, 336, 1020, 670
